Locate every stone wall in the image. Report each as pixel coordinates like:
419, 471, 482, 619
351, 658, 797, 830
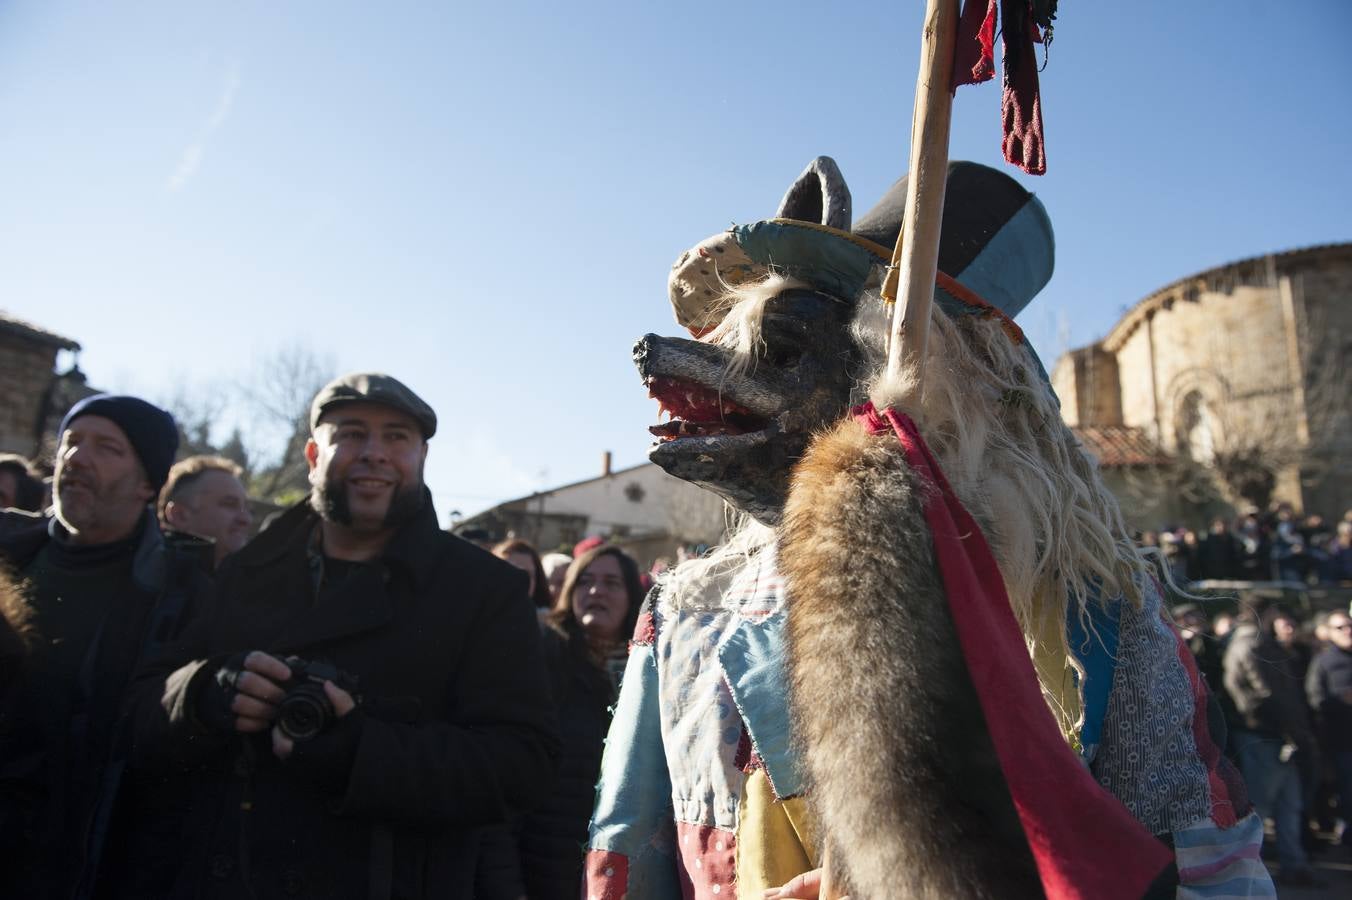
0, 331, 59, 458
1055, 244, 1352, 521
1113, 322, 1158, 439
1149, 282, 1293, 456
1290, 252, 1352, 516
1051, 344, 1121, 427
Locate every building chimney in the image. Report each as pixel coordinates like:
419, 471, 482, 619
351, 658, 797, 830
602, 450, 612, 477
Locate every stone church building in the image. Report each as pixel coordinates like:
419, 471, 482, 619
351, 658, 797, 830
1053, 242, 1351, 528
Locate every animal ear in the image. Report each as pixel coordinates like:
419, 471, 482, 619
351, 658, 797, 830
776, 156, 852, 230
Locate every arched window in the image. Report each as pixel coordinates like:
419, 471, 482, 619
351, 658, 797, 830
1177, 390, 1216, 463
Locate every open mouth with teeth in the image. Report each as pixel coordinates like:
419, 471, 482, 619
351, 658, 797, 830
349, 478, 393, 489
646, 376, 769, 441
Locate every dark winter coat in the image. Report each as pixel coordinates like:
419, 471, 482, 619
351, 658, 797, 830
1222, 623, 1315, 747
126, 495, 559, 900
1306, 644, 1352, 752
1194, 532, 1244, 581
517, 622, 617, 899
0, 508, 212, 900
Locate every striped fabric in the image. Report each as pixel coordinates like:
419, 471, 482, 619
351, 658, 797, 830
1174, 812, 1274, 898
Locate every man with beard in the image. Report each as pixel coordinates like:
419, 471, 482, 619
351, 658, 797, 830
0, 395, 213, 898
125, 373, 558, 900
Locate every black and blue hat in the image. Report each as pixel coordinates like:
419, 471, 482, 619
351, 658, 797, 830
667, 157, 1054, 372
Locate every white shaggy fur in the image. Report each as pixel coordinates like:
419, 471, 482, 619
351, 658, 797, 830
687, 271, 1155, 739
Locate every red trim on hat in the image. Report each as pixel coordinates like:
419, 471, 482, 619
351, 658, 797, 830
937, 270, 1027, 344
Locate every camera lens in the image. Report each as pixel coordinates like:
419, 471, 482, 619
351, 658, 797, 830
278, 686, 332, 741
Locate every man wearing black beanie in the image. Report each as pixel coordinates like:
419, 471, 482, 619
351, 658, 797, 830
0, 394, 214, 899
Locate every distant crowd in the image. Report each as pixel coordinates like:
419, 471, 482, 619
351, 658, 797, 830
1143, 501, 1352, 585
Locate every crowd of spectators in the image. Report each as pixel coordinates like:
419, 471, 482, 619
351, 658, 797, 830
0, 380, 669, 899
3, 380, 1347, 896
1174, 596, 1352, 886
1143, 501, 1352, 586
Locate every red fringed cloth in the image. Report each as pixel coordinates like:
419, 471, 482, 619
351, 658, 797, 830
855, 402, 1172, 900
953, 0, 1054, 175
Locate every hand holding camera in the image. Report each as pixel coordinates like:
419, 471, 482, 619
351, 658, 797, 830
212, 651, 293, 734
270, 656, 361, 760
210, 652, 361, 759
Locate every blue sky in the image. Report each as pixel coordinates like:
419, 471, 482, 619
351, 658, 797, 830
2, 1, 1348, 524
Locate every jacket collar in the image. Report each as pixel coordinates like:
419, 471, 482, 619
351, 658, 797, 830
237, 489, 444, 592
0, 507, 166, 593
128, 508, 168, 592
249, 491, 443, 652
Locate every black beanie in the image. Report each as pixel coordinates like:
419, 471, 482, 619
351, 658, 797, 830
58, 395, 179, 490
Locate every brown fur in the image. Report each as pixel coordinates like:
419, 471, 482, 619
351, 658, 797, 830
782, 419, 1042, 899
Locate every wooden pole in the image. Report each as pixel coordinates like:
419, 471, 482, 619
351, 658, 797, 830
818, 8, 960, 899
883, 0, 960, 388
819, 847, 840, 899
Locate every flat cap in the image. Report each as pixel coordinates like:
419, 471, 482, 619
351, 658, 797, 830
310, 373, 437, 439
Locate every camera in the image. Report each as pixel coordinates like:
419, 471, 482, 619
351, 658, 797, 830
276, 656, 361, 741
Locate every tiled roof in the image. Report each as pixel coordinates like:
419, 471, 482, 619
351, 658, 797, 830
1072, 425, 1171, 468
0, 311, 80, 351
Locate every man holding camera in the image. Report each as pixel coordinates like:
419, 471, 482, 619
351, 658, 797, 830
126, 373, 558, 899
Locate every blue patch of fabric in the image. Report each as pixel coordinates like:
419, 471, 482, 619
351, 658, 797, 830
717, 612, 803, 799
588, 643, 681, 895
950, 197, 1054, 322
1066, 589, 1122, 757
733, 221, 880, 301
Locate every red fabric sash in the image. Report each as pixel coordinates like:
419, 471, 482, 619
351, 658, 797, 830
855, 402, 1171, 900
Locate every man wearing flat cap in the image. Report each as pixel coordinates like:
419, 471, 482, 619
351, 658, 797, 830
126, 373, 558, 899
0, 394, 214, 898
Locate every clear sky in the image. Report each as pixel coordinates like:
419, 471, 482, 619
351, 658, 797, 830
2, 1, 1348, 525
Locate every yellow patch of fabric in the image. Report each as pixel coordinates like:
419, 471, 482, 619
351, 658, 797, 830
1029, 598, 1082, 744
734, 767, 818, 894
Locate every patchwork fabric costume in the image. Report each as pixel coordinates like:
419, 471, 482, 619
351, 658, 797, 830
587, 539, 814, 897
586, 158, 1273, 899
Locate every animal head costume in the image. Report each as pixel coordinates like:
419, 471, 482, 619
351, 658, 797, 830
640, 156, 1136, 673
596, 157, 1266, 899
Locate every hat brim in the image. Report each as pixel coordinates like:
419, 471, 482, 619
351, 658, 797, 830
668, 218, 1027, 343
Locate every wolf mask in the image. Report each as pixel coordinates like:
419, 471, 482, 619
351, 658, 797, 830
636, 156, 1057, 527
628, 157, 1233, 898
